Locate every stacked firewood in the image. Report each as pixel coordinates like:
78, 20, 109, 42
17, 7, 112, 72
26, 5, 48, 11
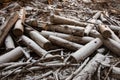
0, 2, 120, 80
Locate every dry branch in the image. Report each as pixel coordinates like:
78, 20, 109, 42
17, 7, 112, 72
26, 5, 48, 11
73, 53, 105, 80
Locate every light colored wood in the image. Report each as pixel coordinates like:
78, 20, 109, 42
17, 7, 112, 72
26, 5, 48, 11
71, 38, 103, 62
0, 46, 23, 64
48, 35, 83, 51
5, 35, 15, 51
50, 14, 88, 27
20, 35, 53, 57
40, 30, 94, 44
29, 30, 52, 50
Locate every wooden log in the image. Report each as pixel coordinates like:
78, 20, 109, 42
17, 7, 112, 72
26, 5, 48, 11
25, 19, 38, 27
42, 25, 85, 37
107, 26, 120, 43
111, 67, 120, 79
0, 12, 19, 46
5, 35, 15, 51
50, 14, 88, 27
90, 30, 120, 56
92, 11, 101, 19
20, 35, 52, 57
109, 25, 120, 33
29, 30, 52, 50
13, 8, 26, 37
40, 30, 94, 44
71, 38, 103, 62
100, 13, 108, 23
73, 53, 105, 80
98, 24, 111, 38
0, 46, 23, 64
13, 19, 24, 37
84, 24, 94, 36
48, 35, 83, 51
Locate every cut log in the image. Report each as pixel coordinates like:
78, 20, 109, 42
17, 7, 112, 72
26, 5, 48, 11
13, 8, 26, 37
42, 25, 85, 37
111, 67, 120, 79
90, 30, 120, 56
28, 29, 52, 50
92, 11, 101, 19
71, 38, 103, 62
13, 19, 24, 36
0, 46, 23, 64
73, 53, 105, 80
20, 35, 53, 57
40, 30, 94, 44
0, 12, 19, 46
50, 14, 88, 27
48, 35, 83, 51
5, 35, 15, 51
98, 24, 111, 38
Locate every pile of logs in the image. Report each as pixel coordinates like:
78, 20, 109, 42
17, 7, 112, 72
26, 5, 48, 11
0, 2, 120, 80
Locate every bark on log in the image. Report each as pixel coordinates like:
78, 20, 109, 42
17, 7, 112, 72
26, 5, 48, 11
42, 25, 85, 37
48, 35, 83, 51
50, 14, 88, 27
111, 67, 120, 79
40, 30, 94, 44
5, 35, 15, 51
29, 30, 52, 50
0, 46, 23, 64
73, 53, 105, 80
100, 13, 107, 23
0, 12, 19, 46
13, 8, 26, 37
20, 35, 53, 57
71, 38, 103, 62
98, 24, 111, 38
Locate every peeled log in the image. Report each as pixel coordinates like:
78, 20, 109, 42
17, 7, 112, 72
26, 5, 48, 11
13, 19, 24, 36
50, 14, 88, 27
0, 12, 19, 47
29, 30, 52, 50
40, 30, 94, 44
0, 47, 23, 64
73, 53, 105, 80
90, 30, 120, 56
20, 35, 52, 57
43, 25, 84, 37
71, 38, 103, 62
48, 35, 83, 51
5, 35, 15, 51
98, 24, 111, 38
